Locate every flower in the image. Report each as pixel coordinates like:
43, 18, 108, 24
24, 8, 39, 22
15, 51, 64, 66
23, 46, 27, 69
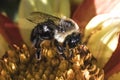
0, 0, 120, 80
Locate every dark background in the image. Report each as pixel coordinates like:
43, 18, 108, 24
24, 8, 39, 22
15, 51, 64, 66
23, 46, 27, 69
0, 0, 20, 20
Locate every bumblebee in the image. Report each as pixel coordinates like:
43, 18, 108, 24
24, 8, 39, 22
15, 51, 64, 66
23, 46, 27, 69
27, 12, 81, 60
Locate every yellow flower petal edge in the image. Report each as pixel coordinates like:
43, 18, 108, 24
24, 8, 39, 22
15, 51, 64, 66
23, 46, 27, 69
83, 14, 120, 68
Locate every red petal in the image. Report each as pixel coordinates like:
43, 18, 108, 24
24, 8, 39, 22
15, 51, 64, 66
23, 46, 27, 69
72, 0, 120, 28
72, 0, 97, 29
0, 13, 24, 47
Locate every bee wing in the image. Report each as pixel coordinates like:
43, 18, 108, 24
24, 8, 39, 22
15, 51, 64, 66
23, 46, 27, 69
27, 12, 61, 24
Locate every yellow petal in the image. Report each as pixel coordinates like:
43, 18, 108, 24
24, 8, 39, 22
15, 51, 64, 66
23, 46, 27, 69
83, 14, 120, 68
108, 72, 120, 80
0, 35, 9, 57
18, 0, 70, 19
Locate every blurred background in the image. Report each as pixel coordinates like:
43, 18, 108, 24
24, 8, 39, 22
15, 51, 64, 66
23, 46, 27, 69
0, 0, 83, 21
0, 0, 20, 21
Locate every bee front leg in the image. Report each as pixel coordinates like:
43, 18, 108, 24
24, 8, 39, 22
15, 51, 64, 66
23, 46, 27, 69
33, 38, 43, 60
54, 40, 67, 59
35, 48, 41, 60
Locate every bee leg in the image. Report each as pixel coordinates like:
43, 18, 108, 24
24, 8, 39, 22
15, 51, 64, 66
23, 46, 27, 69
33, 38, 42, 60
54, 40, 67, 59
57, 45, 67, 59
69, 49, 74, 59
35, 48, 41, 60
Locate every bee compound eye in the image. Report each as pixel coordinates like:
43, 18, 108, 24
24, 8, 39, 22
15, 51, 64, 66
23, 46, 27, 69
64, 32, 81, 48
